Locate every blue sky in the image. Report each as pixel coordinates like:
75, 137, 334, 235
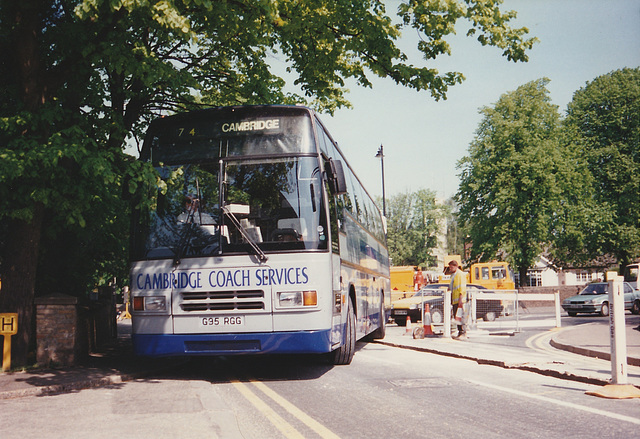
319, 0, 640, 201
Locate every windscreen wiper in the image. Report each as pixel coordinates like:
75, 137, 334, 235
222, 205, 268, 262
219, 159, 267, 262
174, 178, 201, 266
173, 215, 195, 267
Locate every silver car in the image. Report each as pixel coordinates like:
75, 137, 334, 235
562, 282, 640, 316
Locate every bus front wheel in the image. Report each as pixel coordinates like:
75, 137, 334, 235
330, 298, 356, 365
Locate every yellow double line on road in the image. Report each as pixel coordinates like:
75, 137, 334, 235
231, 379, 341, 439
525, 329, 558, 354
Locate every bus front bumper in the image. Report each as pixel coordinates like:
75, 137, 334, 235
133, 329, 333, 357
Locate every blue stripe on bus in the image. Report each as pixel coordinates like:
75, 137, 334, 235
133, 329, 333, 357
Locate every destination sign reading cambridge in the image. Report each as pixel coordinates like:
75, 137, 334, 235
134, 266, 310, 291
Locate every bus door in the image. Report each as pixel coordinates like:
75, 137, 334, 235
321, 154, 343, 336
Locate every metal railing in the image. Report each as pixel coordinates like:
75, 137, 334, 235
429, 289, 562, 337
469, 289, 561, 333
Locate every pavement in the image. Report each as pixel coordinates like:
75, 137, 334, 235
1, 314, 639, 400
381, 314, 640, 390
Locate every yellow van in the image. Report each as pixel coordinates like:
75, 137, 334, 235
469, 262, 515, 290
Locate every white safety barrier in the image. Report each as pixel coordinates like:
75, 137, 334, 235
429, 288, 562, 337
444, 290, 452, 338
468, 289, 562, 333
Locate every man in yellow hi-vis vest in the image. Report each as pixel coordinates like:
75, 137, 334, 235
448, 260, 467, 339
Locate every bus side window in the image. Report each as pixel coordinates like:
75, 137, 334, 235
482, 267, 490, 280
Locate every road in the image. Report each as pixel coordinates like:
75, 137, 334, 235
2, 326, 639, 438
450, 305, 636, 349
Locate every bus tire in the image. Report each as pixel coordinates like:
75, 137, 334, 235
331, 298, 355, 365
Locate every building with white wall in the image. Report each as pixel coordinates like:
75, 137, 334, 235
514, 255, 607, 287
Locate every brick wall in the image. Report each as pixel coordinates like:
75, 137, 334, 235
35, 294, 83, 367
35, 292, 116, 367
517, 285, 583, 307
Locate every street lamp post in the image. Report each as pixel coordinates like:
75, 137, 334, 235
375, 145, 386, 217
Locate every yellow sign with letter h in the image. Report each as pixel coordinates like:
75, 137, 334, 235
1, 313, 18, 372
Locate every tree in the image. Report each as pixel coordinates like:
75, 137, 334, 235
543, 124, 608, 270
564, 68, 640, 269
0, 0, 536, 366
456, 79, 592, 283
386, 189, 444, 267
443, 197, 468, 256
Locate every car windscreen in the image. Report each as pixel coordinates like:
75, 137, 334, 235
415, 288, 445, 297
580, 284, 607, 295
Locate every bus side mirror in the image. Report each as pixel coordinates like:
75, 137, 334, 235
327, 159, 347, 195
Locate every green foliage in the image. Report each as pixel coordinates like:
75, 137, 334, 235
0, 0, 541, 368
456, 69, 640, 281
398, 0, 537, 96
1, 0, 536, 294
443, 197, 467, 256
456, 79, 596, 278
0, 0, 537, 365
565, 68, 640, 267
386, 189, 444, 267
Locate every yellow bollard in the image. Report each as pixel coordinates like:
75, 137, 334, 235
118, 302, 132, 321
1, 313, 18, 372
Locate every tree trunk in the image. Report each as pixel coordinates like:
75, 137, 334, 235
518, 266, 528, 288
0, 204, 44, 367
1, 0, 47, 367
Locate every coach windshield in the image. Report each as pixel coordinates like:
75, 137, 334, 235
132, 156, 328, 261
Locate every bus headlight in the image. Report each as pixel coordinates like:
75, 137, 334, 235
278, 291, 317, 308
133, 296, 167, 311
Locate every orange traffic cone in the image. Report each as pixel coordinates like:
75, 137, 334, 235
423, 304, 434, 336
405, 315, 413, 334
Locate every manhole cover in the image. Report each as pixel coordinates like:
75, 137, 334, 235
388, 378, 451, 388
